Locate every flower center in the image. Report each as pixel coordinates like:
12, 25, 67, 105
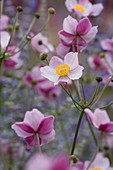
75, 4, 85, 12
91, 168, 102, 170
56, 64, 70, 76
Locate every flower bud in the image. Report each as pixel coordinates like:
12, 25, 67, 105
48, 8, 55, 15
100, 53, 105, 58
17, 6, 23, 12
7, 25, 12, 32
15, 24, 20, 30
103, 145, 109, 151
38, 40, 43, 45
70, 155, 78, 163
40, 52, 48, 60
96, 76, 103, 83
34, 13, 40, 19
26, 36, 31, 41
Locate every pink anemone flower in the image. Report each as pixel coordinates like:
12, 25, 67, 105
40, 52, 84, 85
1, 15, 9, 30
31, 33, 54, 54
85, 108, 113, 134
12, 108, 55, 149
101, 37, 113, 54
65, 0, 103, 18
74, 153, 113, 170
57, 16, 98, 57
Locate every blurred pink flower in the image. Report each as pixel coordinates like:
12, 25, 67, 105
23, 65, 61, 101
85, 108, 113, 134
88, 55, 107, 72
31, 33, 54, 54
101, 37, 113, 54
65, 0, 103, 18
12, 108, 55, 149
74, 153, 112, 170
57, 16, 98, 57
106, 135, 113, 148
1, 31, 10, 48
1, 15, 9, 30
40, 52, 84, 85
3, 46, 23, 69
103, 75, 113, 87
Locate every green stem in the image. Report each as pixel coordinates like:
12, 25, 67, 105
86, 132, 103, 170
87, 82, 99, 107
36, 133, 42, 155
91, 76, 113, 107
104, 57, 113, 73
80, 78, 86, 105
0, 143, 9, 170
85, 114, 97, 146
100, 102, 113, 109
70, 110, 84, 155
45, 58, 49, 65
72, 80, 80, 100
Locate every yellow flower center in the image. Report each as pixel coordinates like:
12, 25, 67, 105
91, 168, 102, 170
56, 64, 70, 76
75, 4, 85, 12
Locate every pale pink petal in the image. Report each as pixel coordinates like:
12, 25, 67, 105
82, 26, 98, 43
90, 4, 104, 16
56, 43, 71, 57
11, 123, 34, 138
101, 39, 113, 53
68, 65, 84, 80
1, 15, 9, 30
25, 135, 38, 149
1, 31, 10, 48
40, 66, 60, 83
85, 109, 96, 127
38, 116, 55, 135
63, 15, 78, 34
49, 56, 63, 69
24, 108, 44, 131
76, 17, 92, 35
54, 76, 70, 85
40, 129, 55, 146
64, 52, 79, 70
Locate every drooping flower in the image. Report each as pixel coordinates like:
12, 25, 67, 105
40, 52, 84, 85
101, 37, 113, 54
23, 65, 61, 101
85, 108, 113, 134
88, 54, 107, 72
57, 16, 98, 57
1, 15, 9, 30
30, 33, 54, 54
65, 0, 104, 18
12, 108, 55, 149
74, 153, 113, 170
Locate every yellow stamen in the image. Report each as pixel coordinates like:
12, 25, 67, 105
91, 168, 102, 170
75, 4, 85, 12
56, 64, 70, 76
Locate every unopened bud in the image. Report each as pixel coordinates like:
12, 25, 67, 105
103, 145, 109, 151
17, 6, 23, 12
40, 52, 48, 60
15, 24, 20, 30
70, 155, 78, 163
7, 25, 12, 32
48, 8, 55, 15
34, 13, 40, 19
31, 80, 37, 86
26, 36, 31, 41
96, 77, 103, 83
38, 40, 43, 45
100, 53, 105, 58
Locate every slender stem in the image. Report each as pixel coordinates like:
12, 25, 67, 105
100, 102, 113, 109
0, 143, 9, 170
80, 78, 86, 104
3, 11, 20, 55
85, 114, 97, 146
87, 82, 99, 107
66, 83, 81, 108
86, 132, 103, 170
91, 76, 113, 107
104, 57, 113, 73
72, 80, 80, 100
77, 80, 83, 105
70, 110, 84, 155
36, 133, 42, 155
45, 58, 49, 65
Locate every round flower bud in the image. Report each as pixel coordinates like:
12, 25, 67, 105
40, 52, 48, 60
48, 8, 55, 15
26, 36, 31, 41
70, 155, 78, 163
96, 76, 103, 83
15, 24, 20, 30
17, 6, 23, 12
38, 40, 43, 45
7, 25, 12, 32
34, 13, 40, 19
100, 53, 105, 58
